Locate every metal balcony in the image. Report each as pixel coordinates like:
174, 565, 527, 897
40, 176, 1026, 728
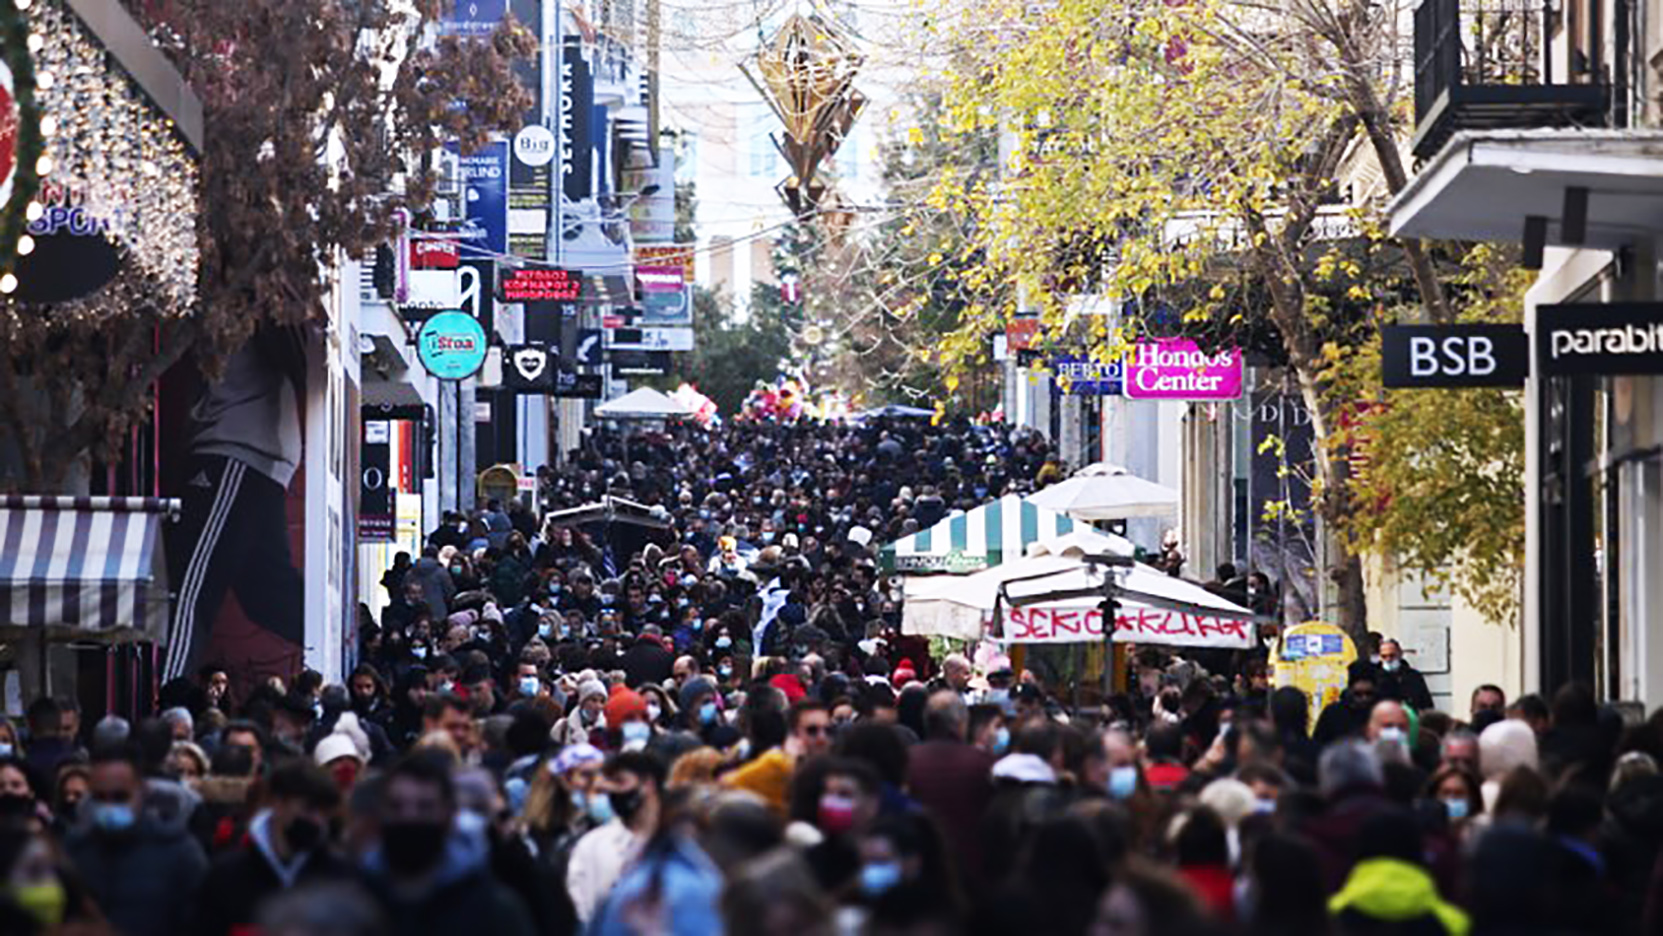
1412, 0, 1609, 160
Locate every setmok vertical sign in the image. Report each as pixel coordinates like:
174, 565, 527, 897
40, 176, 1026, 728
1381, 324, 1529, 388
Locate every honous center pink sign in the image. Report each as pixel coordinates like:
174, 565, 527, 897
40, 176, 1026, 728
1123, 339, 1244, 400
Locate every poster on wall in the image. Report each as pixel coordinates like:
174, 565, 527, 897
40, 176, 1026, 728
457, 141, 508, 258
1249, 390, 1318, 624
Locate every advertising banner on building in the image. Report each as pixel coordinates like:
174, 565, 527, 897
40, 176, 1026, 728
358, 420, 394, 541
560, 37, 594, 203
635, 245, 695, 280
626, 147, 678, 245
995, 604, 1253, 648
1538, 303, 1663, 376
606, 327, 694, 352
637, 266, 692, 326
1124, 339, 1243, 400
457, 141, 509, 258
439, 0, 507, 36
1382, 324, 1528, 387
1049, 355, 1123, 395
457, 259, 495, 340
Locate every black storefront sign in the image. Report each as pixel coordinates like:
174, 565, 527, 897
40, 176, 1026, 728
358, 420, 394, 541
561, 37, 594, 203
554, 371, 603, 398
504, 344, 557, 392
607, 349, 671, 375
1382, 324, 1529, 388
458, 259, 495, 340
1538, 303, 1663, 376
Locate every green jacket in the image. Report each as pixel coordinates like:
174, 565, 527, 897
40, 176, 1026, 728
1329, 857, 1469, 936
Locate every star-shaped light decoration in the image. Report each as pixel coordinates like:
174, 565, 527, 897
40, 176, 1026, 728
740, 13, 867, 214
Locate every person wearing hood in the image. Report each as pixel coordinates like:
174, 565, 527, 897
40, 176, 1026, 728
404, 546, 456, 621
1329, 810, 1468, 935
65, 746, 208, 936
359, 752, 533, 936
188, 760, 350, 936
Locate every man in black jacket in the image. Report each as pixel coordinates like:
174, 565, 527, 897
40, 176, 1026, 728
189, 761, 351, 936
1376, 638, 1435, 713
621, 625, 674, 687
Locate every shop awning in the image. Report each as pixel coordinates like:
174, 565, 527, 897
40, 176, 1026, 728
879, 495, 1090, 573
0, 497, 178, 642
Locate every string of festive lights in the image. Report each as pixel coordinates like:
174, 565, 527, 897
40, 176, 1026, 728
4, 0, 198, 314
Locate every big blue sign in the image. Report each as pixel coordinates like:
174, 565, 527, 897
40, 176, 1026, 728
439, 0, 507, 37
417, 311, 489, 380
456, 141, 508, 259
1050, 355, 1123, 395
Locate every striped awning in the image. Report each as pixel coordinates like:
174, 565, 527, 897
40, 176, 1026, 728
879, 495, 1080, 573
0, 497, 179, 642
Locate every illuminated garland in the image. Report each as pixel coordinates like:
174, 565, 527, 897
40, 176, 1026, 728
0, 0, 43, 289
6, 0, 198, 313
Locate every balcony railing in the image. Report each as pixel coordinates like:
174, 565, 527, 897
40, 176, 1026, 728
1411, 0, 1609, 159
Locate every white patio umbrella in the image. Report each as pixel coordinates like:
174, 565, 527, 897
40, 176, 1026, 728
903, 532, 1254, 648
593, 387, 693, 420
1027, 462, 1179, 520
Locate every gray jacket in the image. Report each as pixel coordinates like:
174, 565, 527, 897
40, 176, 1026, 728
66, 790, 209, 936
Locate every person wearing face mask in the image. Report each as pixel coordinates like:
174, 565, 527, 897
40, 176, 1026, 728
64, 747, 208, 936
565, 752, 664, 925
551, 679, 609, 748
1374, 638, 1434, 713
0, 824, 103, 934
360, 753, 535, 936
604, 690, 654, 753
188, 761, 350, 936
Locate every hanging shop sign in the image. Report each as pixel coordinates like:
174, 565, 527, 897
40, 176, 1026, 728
1382, 324, 1528, 388
607, 326, 694, 352
560, 37, 594, 203
457, 141, 508, 258
358, 420, 394, 541
410, 237, 461, 270
635, 244, 695, 280
636, 266, 692, 327
1538, 303, 1663, 376
509, 124, 552, 259
503, 344, 556, 392
457, 259, 495, 339
439, 0, 508, 37
501, 266, 583, 302
416, 311, 489, 380
1049, 355, 1123, 395
554, 371, 603, 398
995, 604, 1253, 649
1123, 339, 1244, 400
607, 349, 671, 375
1006, 318, 1041, 352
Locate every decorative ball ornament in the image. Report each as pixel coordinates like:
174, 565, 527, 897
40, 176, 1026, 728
0, 0, 43, 287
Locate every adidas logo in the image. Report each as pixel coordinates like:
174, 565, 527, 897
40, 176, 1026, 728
189, 471, 212, 489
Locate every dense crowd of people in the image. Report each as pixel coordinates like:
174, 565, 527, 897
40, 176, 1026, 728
0, 416, 1661, 936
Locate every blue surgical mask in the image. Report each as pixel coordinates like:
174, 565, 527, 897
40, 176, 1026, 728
1382, 659, 1402, 673
1378, 727, 1406, 746
93, 802, 137, 833
519, 676, 541, 697
1107, 765, 1139, 801
1442, 797, 1470, 821
622, 721, 651, 746
715, 635, 733, 650
538, 622, 553, 638
992, 726, 1011, 756
0, 743, 12, 758
699, 701, 718, 725
860, 861, 902, 897
579, 791, 615, 825
411, 645, 428, 660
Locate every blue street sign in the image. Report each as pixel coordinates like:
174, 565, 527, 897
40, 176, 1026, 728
456, 141, 508, 258
1050, 355, 1123, 395
439, 0, 507, 37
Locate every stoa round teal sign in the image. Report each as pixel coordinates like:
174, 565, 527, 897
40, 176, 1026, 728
417, 311, 488, 380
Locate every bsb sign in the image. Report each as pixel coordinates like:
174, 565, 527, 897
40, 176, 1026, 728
1538, 303, 1663, 376
1382, 324, 1529, 388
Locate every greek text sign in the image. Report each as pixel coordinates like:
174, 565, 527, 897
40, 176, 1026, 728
1000, 604, 1253, 648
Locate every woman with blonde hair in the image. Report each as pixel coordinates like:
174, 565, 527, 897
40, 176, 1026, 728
522, 744, 606, 873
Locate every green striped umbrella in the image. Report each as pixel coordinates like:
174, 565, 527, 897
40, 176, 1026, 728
878, 495, 1078, 573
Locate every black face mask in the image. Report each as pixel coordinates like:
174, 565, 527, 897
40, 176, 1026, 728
381, 820, 448, 874
0, 794, 32, 820
285, 816, 324, 853
608, 788, 644, 824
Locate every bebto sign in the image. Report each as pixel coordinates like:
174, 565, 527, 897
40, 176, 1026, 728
1538, 303, 1663, 376
1381, 324, 1529, 388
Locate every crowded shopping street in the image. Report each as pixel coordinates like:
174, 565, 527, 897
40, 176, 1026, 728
6, 0, 1663, 934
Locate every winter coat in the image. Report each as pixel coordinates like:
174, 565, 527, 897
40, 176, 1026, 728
404, 557, 455, 620
188, 810, 353, 936
1329, 857, 1469, 936
620, 636, 674, 688
359, 825, 534, 936
589, 835, 722, 936
65, 796, 210, 936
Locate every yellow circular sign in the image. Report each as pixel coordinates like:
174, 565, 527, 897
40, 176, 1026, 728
1272, 622, 1357, 732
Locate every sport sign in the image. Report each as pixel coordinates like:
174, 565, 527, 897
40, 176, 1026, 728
1123, 339, 1243, 400
997, 603, 1253, 649
416, 311, 488, 380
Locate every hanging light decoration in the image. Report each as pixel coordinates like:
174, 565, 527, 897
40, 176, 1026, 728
5, 0, 198, 313
0, 0, 45, 291
740, 13, 868, 215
